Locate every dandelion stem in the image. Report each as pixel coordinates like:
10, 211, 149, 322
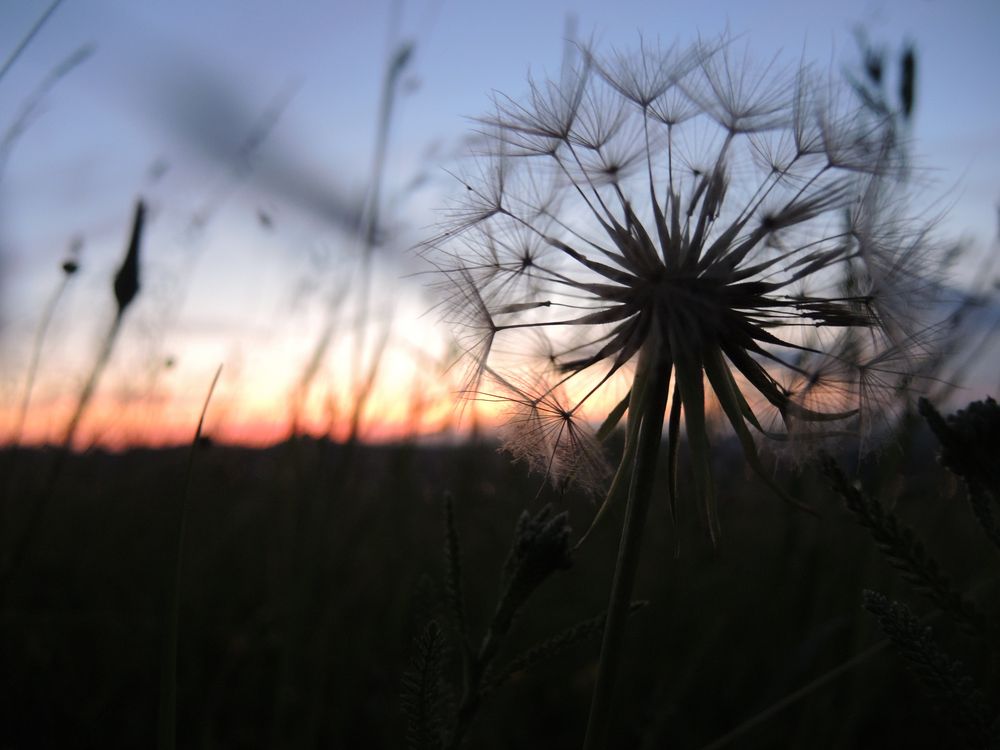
584, 337, 672, 749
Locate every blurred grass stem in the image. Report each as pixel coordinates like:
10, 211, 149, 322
698, 640, 891, 750
11, 273, 72, 446
0, 0, 67, 84
343, 40, 410, 441
271, 23, 411, 746
158, 364, 222, 750
1, 45, 94, 176
291, 37, 410, 439
59, 313, 122, 451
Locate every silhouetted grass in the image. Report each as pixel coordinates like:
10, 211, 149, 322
0, 418, 989, 749
0, 200, 145, 592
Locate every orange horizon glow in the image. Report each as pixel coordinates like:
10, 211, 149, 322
11, 342, 987, 453
0, 356, 639, 451
0, 388, 477, 451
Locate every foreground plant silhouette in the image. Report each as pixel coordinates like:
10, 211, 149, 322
401, 495, 645, 749
824, 398, 1000, 748
426, 35, 943, 745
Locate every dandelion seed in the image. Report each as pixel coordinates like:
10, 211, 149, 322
483, 370, 610, 495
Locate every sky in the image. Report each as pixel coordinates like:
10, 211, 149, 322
1, 0, 998, 448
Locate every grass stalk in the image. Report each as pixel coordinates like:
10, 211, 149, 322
11, 272, 72, 446
290, 37, 410, 439
157, 364, 222, 750
1, 44, 94, 175
60, 312, 123, 451
0, 0, 66, 83
584, 339, 672, 749
697, 640, 890, 750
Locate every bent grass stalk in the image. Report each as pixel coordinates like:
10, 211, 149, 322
0, 0, 67, 84
10, 252, 78, 447
157, 364, 223, 750
698, 640, 891, 750
0, 44, 95, 176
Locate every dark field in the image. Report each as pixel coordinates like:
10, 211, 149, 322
1, 423, 996, 749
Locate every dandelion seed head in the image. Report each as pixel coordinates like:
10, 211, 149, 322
426, 34, 947, 501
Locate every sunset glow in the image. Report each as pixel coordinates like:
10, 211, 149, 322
2, 0, 997, 451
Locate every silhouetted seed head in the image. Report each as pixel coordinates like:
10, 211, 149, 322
113, 199, 145, 315
480, 504, 574, 642
899, 45, 916, 120
427, 35, 945, 496
500, 504, 573, 611
920, 397, 1000, 488
864, 49, 883, 86
62, 235, 83, 275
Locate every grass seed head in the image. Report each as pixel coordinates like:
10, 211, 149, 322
113, 199, 145, 316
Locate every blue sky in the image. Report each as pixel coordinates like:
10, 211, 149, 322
1, 0, 998, 444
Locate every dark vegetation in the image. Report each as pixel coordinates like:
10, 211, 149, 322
2, 416, 997, 748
